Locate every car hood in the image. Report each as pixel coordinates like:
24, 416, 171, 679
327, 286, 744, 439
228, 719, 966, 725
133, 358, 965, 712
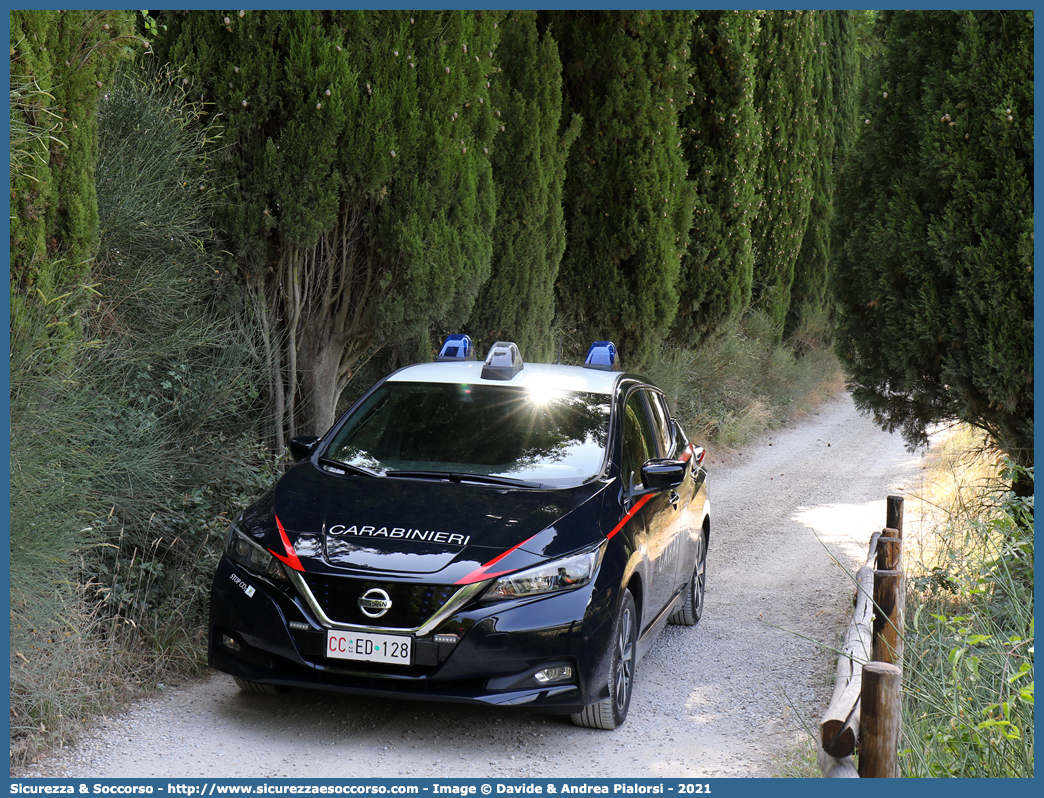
237, 461, 610, 584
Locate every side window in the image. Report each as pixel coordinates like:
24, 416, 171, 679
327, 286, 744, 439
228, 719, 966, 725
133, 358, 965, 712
646, 391, 674, 456
621, 391, 657, 489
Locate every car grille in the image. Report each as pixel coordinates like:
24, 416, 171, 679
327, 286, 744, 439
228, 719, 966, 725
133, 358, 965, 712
299, 575, 462, 630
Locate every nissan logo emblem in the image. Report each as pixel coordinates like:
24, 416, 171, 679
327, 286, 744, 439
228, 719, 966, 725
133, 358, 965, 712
358, 587, 392, 619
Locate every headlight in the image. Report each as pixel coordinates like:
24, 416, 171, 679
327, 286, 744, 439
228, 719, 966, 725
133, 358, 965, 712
226, 526, 288, 583
484, 542, 605, 601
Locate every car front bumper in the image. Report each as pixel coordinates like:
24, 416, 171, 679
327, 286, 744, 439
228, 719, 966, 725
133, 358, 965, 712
208, 557, 617, 712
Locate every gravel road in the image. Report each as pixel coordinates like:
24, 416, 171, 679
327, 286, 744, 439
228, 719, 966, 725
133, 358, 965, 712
14, 391, 926, 779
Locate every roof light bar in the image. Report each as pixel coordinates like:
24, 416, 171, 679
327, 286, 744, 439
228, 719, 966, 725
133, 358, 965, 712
481, 341, 524, 380
583, 341, 620, 371
437, 334, 477, 361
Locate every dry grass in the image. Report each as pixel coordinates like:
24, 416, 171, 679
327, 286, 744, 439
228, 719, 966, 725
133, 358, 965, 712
645, 309, 847, 452
900, 424, 1007, 576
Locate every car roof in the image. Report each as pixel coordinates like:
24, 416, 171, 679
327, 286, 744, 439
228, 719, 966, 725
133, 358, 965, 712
386, 360, 629, 396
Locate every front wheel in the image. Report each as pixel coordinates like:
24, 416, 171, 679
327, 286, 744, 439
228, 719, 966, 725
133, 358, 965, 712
669, 528, 707, 627
571, 588, 637, 730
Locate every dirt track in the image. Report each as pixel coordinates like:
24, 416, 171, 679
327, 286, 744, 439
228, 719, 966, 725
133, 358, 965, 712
15, 391, 927, 779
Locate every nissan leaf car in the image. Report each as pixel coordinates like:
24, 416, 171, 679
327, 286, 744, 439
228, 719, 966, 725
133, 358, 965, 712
209, 337, 710, 729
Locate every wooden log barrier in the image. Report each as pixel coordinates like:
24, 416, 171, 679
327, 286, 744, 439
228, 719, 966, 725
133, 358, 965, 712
820, 564, 875, 757
819, 502, 907, 778
858, 662, 902, 777
872, 569, 904, 665
818, 747, 858, 778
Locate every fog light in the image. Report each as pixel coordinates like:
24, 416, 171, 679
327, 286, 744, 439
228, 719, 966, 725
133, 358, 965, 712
434, 634, 459, 645
534, 665, 573, 684
221, 633, 241, 653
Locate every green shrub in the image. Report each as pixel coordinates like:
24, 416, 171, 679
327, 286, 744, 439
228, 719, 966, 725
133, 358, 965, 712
85, 441, 279, 676
9, 62, 266, 767
900, 465, 1034, 777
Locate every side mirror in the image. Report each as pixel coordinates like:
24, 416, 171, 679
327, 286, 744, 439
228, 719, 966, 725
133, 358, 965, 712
691, 445, 705, 467
288, 435, 320, 462
640, 458, 686, 490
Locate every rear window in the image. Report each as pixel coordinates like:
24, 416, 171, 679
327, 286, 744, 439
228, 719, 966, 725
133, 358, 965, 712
324, 382, 611, 487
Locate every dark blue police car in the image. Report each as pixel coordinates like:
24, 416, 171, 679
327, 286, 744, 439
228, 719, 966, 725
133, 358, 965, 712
209, 337, 710, 729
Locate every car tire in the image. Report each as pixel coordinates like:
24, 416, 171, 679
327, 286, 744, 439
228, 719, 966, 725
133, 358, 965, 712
233, 676, 290, 695
571, 588, 637, 730
669, 527, 707, 627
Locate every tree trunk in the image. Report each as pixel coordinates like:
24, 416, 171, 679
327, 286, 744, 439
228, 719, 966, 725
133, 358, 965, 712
298, 320, 346, 437
275, 202, 383, 440
248, 273, 286, 455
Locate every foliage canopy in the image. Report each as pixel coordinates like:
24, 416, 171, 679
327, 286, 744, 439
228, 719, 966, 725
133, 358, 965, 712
464, 11, 579, 361
832, 10, 1034, 481
547, 10, 695, 370
159, 10, 502, 442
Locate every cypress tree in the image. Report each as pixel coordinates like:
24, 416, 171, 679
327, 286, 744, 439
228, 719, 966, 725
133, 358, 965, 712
10, 10, 138, 342
160, 10, 502, 444
672, 10, 760, 344
464, 11, 579, 362
546, 10, 695, 369
832, 11, 1034, 485
749, 10, 819, 335
787, 11, 860, 338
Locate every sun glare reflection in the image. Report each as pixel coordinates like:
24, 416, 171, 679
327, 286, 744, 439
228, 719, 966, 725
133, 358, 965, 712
524, 372, 585, 405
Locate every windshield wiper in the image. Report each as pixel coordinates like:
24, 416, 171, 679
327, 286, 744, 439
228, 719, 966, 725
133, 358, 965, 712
385, 470, 544, 489
317, 457, 379, 478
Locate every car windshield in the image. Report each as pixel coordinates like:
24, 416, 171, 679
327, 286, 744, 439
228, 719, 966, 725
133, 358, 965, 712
323, 381, 612, 488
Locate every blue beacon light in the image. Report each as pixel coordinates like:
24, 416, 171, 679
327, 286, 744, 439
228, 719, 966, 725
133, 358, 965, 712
437, 334, 476, 361
584, 341, 619, 370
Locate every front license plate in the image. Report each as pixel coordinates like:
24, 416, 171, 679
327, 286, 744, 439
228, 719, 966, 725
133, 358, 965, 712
326, 630, 413, 664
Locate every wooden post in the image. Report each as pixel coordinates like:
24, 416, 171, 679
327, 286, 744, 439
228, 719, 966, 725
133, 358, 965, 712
876, 532, 902, 571
872, 569, 904, 665
858, 662, 902, 777
886, 495, 904, 540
